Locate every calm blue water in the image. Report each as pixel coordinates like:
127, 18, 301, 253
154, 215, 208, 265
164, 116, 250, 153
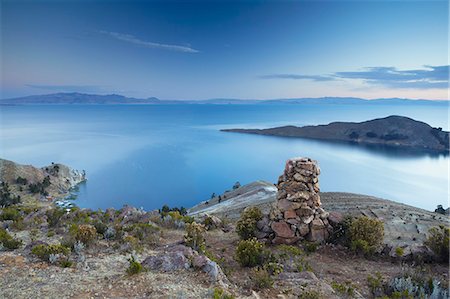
0, 104, 448, 211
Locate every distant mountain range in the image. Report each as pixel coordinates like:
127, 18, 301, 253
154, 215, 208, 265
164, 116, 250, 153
222, 115, 450, 152
0, 92, 448, 105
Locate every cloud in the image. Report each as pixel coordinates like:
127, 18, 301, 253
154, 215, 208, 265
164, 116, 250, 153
258, 74, 334, 81
99, 31, 199, 53
26, 84, 103, 93
259, 65, 449, 89
335, 65, 448, 89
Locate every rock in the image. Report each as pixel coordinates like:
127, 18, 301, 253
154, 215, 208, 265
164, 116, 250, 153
311, 218, 325, 229
256, 216, 269, 230
202, 260, 223, 282
308, 227, 328, 243
271, 221, 295, 238
298, 224, 310, 236
255, 230, 270, 239
143, 250, 190, 272
192, 255, 208, 268
284, 210, 297, 219
328, 211, 343, 226
286, 218, 300, 225
319, 211, 329, 220
297, 206, 314, 217
277, 198, 302, 211
272, 236, 300, 245
303, 215, 314, 224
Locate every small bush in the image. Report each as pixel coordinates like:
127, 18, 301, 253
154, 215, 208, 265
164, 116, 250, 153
74, 224, 97, 245
235, 207, 263, 240
46, 208, 66, 227
31, 244, 70, 262
0, 228, 22, 250
212, 287, 235, 299
0, 207, 21, 221
298, 290, 323, 299
125, 223, 159, 245
331, 281, 356, 298
93, 220, 108, 235
252, 268, 273, 290
59, 259, 73, 268
350, 239, 375, 256
235, 238, 266, 267
126, 256, 143, 275
349, 216, 384, 255
276, 244, 311, 272
264, 262, 284, 275
184, 222, 206, 253
395, 247, 405, 257
303, 241, 318, 253
424, 225, 449, 262
367, 272, 385, 298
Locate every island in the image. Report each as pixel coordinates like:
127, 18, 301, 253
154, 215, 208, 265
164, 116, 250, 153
222, 115, 450, 152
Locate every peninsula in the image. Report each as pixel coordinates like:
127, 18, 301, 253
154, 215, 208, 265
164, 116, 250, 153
222, 115, 450, 152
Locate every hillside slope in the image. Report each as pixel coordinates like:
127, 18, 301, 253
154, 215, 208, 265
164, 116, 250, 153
188, 181, 449, 248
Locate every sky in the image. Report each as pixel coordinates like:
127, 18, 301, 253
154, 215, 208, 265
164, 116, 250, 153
1, 0, 449, 100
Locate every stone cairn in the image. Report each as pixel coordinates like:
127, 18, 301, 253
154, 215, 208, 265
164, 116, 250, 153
260, 157, 333, 244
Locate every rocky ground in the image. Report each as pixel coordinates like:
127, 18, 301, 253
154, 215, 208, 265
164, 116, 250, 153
1, 158, 449, 298
189, 182, 449, 250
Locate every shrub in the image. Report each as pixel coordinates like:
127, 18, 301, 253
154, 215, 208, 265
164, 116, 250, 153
252, 268, 273, 290
329, 215, 353, 246
350, 239, 375, 256
235, 207, 263, 240
395, 247, 405, 257
303, 241, 318, 253
46, 208, 66, 227
104, 227, 116, 240
59, 259, 73, 268
184, 222, 206, 253
424, 225, 449, 262
16, 176, 28, 185
31, 244, 70, 262
276, 244, 311, 272
349, 216, 384, 255
367, 272, 385, 298
298, 290, 323, 299
125, 223, 159, 246
126, 256, 143, 275
235, 238, 266, 267
264, 262, 284, 275
0, 182, 21, 207
93, 220, 108, 235
212, 287, 235, 299
0, 228, 22, 250
74, 224, 97, 245
0, 207, 21, 221
331, 281, 356, 298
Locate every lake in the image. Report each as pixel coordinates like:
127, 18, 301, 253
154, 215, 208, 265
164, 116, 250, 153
0, 103, 448, 211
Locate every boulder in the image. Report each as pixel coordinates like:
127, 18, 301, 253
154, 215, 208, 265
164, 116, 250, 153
142, 251, 190, 272
271, 221, 295, 238
328, 211, 344, 226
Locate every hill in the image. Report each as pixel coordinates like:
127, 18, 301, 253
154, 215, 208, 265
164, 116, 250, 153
222, 115, 450, 152
1, 92, 448, 105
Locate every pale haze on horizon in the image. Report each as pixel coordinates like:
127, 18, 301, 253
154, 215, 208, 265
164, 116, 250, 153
0, 0, 449, 100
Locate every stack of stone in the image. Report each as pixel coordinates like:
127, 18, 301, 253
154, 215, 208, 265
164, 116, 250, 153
267, 157, 332, 244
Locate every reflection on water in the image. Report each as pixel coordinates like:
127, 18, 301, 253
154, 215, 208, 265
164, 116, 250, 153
0, 104, 448, 211
256, 134, 450, 159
